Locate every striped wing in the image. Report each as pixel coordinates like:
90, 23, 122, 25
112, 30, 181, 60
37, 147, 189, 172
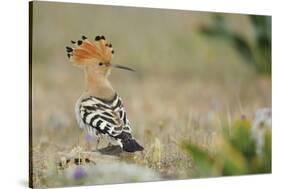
77, 94, 132, 137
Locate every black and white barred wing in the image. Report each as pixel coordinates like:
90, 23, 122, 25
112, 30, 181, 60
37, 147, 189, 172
110, 96, 132, 134
75, 95, 143, 152
75, 95, 131, 137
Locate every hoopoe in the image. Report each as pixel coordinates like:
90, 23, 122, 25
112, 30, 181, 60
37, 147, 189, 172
66, 35, 144, 153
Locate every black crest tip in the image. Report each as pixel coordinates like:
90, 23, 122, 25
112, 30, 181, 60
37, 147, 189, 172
100, 35, 105, 40
111, 50, 114, 54
77, 40, 83, 45
82, 35, 87, 40
71, 40, 76, 44
67, 53, 71, 58
95, 36, 101, 41
109, 43, 112, 48
66, 46, 73, 52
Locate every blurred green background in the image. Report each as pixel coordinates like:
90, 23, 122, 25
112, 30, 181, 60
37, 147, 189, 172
31, 1, 271, 188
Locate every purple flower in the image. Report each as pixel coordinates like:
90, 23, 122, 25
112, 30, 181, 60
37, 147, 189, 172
240, 114, 247, 120
85, 134, 93, 142
72, 166, 87, 180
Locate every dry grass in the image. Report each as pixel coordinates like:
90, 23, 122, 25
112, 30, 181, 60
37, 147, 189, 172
30, 1, 271, 188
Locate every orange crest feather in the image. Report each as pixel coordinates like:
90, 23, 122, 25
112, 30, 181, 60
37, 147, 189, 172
66, 35, 114, 65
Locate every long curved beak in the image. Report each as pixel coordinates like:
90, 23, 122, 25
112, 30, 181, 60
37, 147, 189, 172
111, 64, 135, 72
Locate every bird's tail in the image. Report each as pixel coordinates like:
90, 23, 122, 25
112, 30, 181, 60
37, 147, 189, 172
116, 132, 144, 152
122, 138, 144, 152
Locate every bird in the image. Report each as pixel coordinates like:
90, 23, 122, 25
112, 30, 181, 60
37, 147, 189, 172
66, 35, 144, 153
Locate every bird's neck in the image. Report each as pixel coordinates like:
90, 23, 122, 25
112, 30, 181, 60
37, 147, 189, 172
84, 67, 115, 100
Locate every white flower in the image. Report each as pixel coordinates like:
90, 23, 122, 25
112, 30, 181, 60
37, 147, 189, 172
251, 108, 271, 156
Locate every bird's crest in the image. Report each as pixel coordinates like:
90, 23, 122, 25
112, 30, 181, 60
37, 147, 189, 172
66, 35, 114, 65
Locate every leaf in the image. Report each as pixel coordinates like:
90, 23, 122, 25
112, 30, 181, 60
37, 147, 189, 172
199, 14, 271, 75
199, 15, 230, 39
227, 120, 256, 160
182, 142, 214, 177
231, 34, 255, 64
250, 15, 272, 45
218, 138, 248, 175
262, 129, 272, 172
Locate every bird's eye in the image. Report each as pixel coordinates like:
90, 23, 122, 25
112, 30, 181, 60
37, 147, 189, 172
99, 62, 103, 66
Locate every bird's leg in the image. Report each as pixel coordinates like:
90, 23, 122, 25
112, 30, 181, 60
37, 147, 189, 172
95, 137, 100, 151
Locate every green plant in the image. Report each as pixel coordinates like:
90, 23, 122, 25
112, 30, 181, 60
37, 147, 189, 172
200, 14, 271, 74
182, 119, 271, 177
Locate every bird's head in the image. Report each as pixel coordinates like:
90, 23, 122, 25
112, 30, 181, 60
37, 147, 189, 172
66, 35, 134, 77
